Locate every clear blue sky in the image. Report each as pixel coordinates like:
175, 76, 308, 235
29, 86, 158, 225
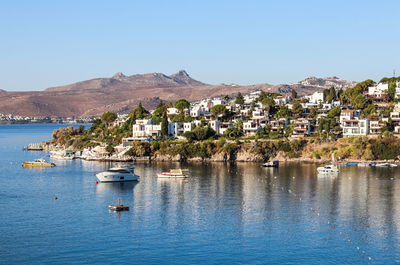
1, 0, 399, 91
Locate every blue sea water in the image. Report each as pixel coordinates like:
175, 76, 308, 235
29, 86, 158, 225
1, 124, 400, 264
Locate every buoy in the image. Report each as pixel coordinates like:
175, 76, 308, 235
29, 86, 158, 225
95, 181, 98, 184
368, 257, 372, 260
53, 197, 57, 200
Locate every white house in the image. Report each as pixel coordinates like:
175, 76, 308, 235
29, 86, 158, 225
292, 118, 311, 137
368, 83, 388, 97
243, 121, 259, 136
168, 122, 184, 137
132, 119, 161, 139
306, 91, 324, 104
342, 119, 369, 137
209, 120, 221, 135
167, 107, 180, 116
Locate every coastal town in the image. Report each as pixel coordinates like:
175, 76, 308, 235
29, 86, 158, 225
117, 77, 400, 142
43, 77, 400, 163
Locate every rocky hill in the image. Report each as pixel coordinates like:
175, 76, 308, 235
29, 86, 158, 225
0, 71, 356, 117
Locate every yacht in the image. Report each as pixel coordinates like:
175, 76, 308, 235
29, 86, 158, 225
96, 165, 139, 182
317, 164, 339, 174
157, 169, 186, 178
22, 158, 56, 168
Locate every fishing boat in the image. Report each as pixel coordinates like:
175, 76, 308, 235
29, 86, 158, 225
157, 169, 186, 178
96, 165, 139, 182
317, 165, 339, 174
22, 158, 56, 167
263, 160, 279, 168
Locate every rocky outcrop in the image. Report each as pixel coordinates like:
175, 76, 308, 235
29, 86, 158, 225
235, 149, 264, 162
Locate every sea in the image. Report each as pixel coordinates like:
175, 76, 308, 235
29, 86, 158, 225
1, 124, 400, 264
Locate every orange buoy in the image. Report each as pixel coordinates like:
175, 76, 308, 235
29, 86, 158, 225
53, 197, 57, 200
95, 181, 99, 184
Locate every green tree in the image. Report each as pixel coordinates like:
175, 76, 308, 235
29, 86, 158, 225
291, 101, 303, 115
276, 105, 290, 118
129, 102, 150, 121
327, 107, 341, 118
161, 111, 169, 137
174, 99, 190, 113
235, 92, 244, 105
351, 94, 367, 110
152, 101, 165, 124
192, 125, 216, 140
261, 97, 275, 107
211, 104, 227, 118
291, 89, 298, 99
101, 112, 117, 126
326, 87, 337, 102
388, 81, 396, 101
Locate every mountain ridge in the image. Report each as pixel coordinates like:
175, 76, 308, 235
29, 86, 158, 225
0, 71, 357, 117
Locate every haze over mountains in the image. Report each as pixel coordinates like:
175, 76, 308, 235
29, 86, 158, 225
0, 70, 357, 117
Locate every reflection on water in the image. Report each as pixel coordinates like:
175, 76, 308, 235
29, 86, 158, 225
1, 124, 400, 264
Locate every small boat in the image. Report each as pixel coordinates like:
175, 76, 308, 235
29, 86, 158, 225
317, 164, 339, 174
357, 163, 370, 167
22, 158, 56, 167
109, 198, 129, 211
263, 160, 279, 168
157, 169, 186, 178
96, 165, 139, 182
375, 163, 398, 168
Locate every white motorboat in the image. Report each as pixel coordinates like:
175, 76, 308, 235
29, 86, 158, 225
263, 160, 279, 168
96, 165, 139, 182
157, 169, 186, 178
375, 163, 398, 167
317, 164, 339, 174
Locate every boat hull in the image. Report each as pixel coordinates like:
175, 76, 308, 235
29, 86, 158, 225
317, 167, 339, 174
22, 162, 56, 167
157, 173, 186, 178
96, 172, 139, 182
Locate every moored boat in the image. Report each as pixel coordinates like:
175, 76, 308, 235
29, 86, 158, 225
157, 169, 186, 178
96, 165, 139, 182
375, 163, 398, 167
317, 164, 339, 174
263, 160, 279, 168
22, 158, 56, 167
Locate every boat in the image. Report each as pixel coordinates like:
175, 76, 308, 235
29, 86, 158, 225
357, 163, 370, 167
22, 158, 56, 167
375, 163, 398, 167
95, 165, 139, 182
263, 160, 279, 168
157, 169, 186, 178
317, 165, 339, 174
109, 198, 129, 211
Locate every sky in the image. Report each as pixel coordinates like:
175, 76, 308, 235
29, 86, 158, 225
1, 0, 399, 91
